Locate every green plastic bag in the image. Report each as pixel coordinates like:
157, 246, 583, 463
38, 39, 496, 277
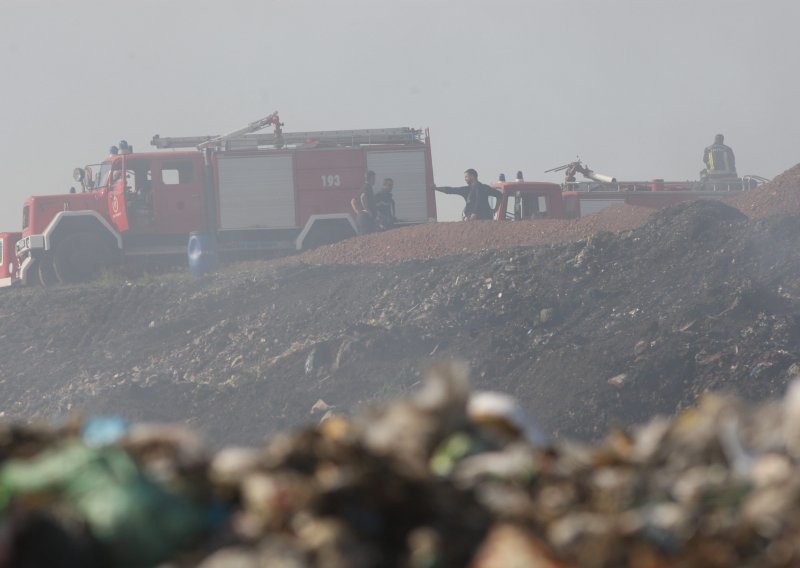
1, 440, 207, 567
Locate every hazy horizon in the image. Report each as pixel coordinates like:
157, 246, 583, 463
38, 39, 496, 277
1, 0, 797, 229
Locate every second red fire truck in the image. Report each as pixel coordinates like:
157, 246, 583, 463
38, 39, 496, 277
489, 161, 766, 222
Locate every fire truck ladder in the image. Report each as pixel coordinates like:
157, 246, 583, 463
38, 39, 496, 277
151, 114, 423, 150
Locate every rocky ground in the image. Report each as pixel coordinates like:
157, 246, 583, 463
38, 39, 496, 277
1, 164, 799, 450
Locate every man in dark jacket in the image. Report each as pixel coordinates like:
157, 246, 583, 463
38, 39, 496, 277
702, 134, 737, 179
435, 168, 501, 220
351, 170, 377, 234
374, 177, 397, 231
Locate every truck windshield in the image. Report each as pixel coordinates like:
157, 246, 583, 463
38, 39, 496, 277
510, 193, 548, 220
95, 162, 112, 189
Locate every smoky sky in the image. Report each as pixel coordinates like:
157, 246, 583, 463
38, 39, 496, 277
0, 0, 797, 229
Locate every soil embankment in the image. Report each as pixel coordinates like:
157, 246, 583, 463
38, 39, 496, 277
1, 164, 799, 447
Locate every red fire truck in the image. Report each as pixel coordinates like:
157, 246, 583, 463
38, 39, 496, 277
490, 162, 767, 222
0, 114, 436, 287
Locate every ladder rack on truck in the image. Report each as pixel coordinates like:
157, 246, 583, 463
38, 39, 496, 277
151, 127, 425, 150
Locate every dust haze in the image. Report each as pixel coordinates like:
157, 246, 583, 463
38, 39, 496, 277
4, 3, 800, 564
1, 0, 797, 230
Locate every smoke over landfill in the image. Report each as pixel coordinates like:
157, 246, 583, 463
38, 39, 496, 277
0, 163, 799, 447
2, 164, 800, 566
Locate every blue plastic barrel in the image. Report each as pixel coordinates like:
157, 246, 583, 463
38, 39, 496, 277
188, 232, 219, 276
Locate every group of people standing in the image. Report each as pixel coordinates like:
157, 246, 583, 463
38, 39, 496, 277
352, 166, 502, 235
351, 170, 397, 235
352, 167, 502, 235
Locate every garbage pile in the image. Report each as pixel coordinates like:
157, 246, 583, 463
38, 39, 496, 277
295, 204, 653, 265
5, 363, 800, 567
297, 161, 800, 267
728, 162, 800, 219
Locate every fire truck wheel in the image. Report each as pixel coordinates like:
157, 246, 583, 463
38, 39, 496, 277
23, 259, 42, 286
52, 231, 115, 284
37, 255, 59, 287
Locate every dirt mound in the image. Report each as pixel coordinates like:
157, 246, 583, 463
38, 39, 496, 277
297, 164, 800, 267
296, 204, 653, 265
2, 200, 800, 450
728, 162, 800, 218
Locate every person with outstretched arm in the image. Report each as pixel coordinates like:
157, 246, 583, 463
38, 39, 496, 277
434, 168, 501, 220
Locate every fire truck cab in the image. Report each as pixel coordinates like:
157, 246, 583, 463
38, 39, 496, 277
491, 179, 566, 221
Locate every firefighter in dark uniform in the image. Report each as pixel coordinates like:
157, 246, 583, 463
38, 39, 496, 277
374, 177, 397, 231
351, 170, 377, 235
702, 134, 737, 179
434, 168, 501, 220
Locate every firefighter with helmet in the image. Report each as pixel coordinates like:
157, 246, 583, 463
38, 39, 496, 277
702, 134, 737, 179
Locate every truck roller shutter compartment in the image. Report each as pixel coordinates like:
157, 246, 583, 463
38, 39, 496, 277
217, 154, 296, 229
366, 150, 428, 222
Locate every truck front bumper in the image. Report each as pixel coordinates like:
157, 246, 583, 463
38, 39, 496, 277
14, 235, 45, 286
15, 235, 45, 257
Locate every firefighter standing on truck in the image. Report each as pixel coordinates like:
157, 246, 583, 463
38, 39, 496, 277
702, 134, 737, 179
435, 168, 501, 220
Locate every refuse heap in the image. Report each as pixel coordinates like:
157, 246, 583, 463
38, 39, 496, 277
5, 363, 800, 568
728, 163, 800, 219
297, 162, 800, 267
3, 195, 800, 449
295, 204, 654, 265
